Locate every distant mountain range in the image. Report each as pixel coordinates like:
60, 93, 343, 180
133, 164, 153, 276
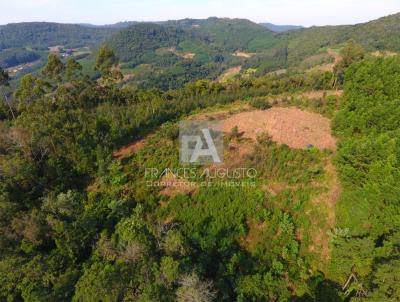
1, 13, 400, 89
259, 23, 303, 32
79, 20, 304, 32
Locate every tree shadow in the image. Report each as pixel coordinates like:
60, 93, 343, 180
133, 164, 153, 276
292, 276, 348, 302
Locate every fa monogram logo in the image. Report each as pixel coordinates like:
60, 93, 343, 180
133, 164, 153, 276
180, 121, 223, 164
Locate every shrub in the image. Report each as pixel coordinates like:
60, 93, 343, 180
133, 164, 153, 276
249, 98, 271, 110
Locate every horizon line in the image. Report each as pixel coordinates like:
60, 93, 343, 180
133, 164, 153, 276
1, 12, 397, 28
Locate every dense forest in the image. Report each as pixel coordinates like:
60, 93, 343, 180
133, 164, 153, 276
330, 56, 400, 301
2, 13, 400, 91
0, 49, 41, 69
278, 12, 400, 65
0, 23, 116, 51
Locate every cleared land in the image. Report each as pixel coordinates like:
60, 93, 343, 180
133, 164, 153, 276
167, 47, 195, 59
112, 139, 146, 159
309, 48, 342, 72
221, 107, 337, 151
233, 51, 256, 58
218, 66, 242, 82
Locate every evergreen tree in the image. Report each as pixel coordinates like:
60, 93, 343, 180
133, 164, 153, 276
95, 45, 122, 81
42, 53, 65, 80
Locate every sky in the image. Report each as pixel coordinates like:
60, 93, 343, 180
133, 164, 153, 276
1, 0, 400, 26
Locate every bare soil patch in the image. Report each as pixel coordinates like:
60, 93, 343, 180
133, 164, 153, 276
327, 48, 342, 65
268, 69, 287, 76
296, 90, 343, 99
167, 47, 195, 59
48, 45, 64, 53
311, 63, 336, 72
309, 49, 342, 72
182, 52, 195, 59
112, 139, 146, 159
371, 50, 398, 57
240, 221, 267, 251
233, 51, 256, 58
159, 174, 198, 198
221, 107, 337, 151
307, 157, 340, 266
263, 182, 300, 197
218, 66, 242, 82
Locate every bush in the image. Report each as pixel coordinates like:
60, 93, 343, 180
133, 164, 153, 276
249, 98, 271, 110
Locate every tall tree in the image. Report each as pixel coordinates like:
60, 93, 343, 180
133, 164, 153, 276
0, 67, 15, 119
0, 67, 9, 86
65, 58, 82, 80
14, 74, 49, 102
42, 53, 65, 80
334, 40, 365, 86
95, 45, 122, 81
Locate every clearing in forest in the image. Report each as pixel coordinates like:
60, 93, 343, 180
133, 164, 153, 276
218, 66, 242, 82
233, 51, 256, 58
221, 107, 337, 151
167, 47, 195, 59
371, 50, 398, 57
307, 158, 340, 264
112, 139, 146, 159
113, 102, 341, 268
219, 107, 339, 269
309, 48, 343, 72
268, 69, 287, 76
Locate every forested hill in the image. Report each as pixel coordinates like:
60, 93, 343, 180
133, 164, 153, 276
2, 13, 400, 90
260, 23, 303, 32
108, 13, 400, 62
102, 13, 400, 89
0, 22, 117, 50
282, 12, 400, 64
106, 23, 204, 63
103, 19, 281, 89
107, 18, 279, 60
2, 13, 400, 54
162, 17, 278, 51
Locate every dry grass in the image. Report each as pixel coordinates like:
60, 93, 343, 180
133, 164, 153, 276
167, 47, 195, 59
218, 66, 242, 82
371, 50, 398, 57
268, 69, 287, 76
308, 48, 342, 72
159, 174, 198, 198
240, 221, 267, 251
233, 51, 256, 58
264, 90, 343, 105
48, 45, 64, 53
221, 107, 337, 151
112, 139, 146, 159
182, 52, 195, 59
307, 159, 340, 258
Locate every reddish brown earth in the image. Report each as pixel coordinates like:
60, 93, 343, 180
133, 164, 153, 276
221, 107, 337, 151
310, 48, 343, 72
112, 139, 146, 159
159, 175, 197, 198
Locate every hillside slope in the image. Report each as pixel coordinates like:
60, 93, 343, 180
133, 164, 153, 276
2, 13, 400, 90
281, 12, 400, 64
260, 22, 303, 32
0, 22, 116, 50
